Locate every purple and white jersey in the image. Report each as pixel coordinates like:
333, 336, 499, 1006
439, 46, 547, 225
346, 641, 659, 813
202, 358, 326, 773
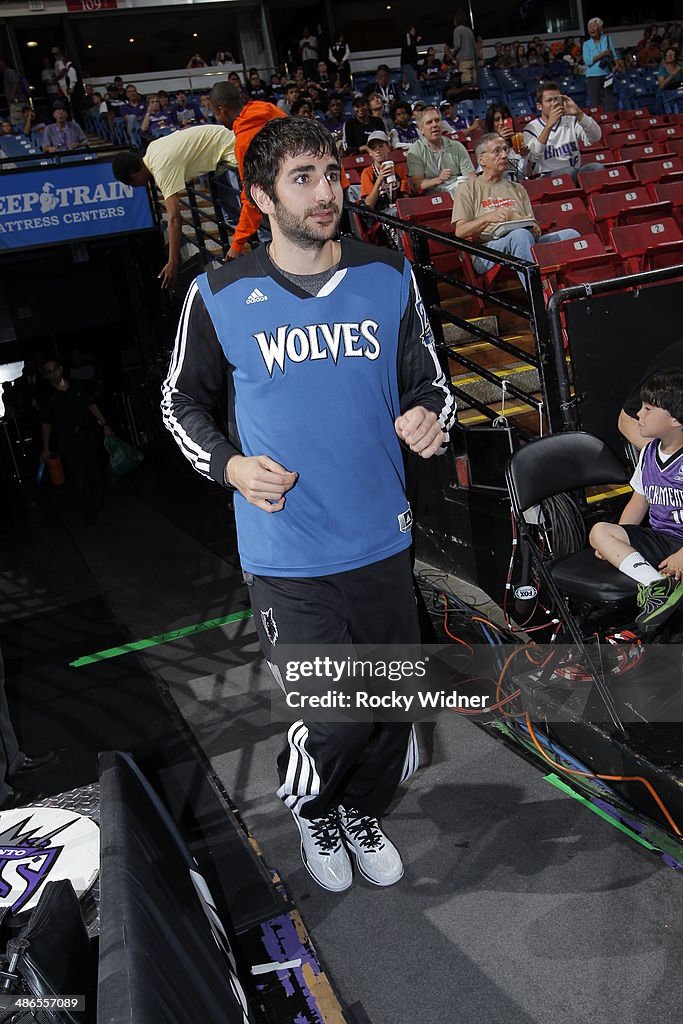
631, 440, 683, 540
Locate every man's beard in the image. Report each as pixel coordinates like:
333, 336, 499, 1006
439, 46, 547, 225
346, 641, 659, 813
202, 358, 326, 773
271, 200, 341, 250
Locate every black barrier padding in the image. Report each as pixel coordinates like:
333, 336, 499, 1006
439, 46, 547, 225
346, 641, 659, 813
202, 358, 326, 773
97, 751, 255, 1024
565, 281, 683, 461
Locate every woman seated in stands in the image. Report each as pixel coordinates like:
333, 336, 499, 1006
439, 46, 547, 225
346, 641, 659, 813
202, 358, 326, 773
657, 47, 683, 90
516, 44, 528, 69
484, 102, 528, 179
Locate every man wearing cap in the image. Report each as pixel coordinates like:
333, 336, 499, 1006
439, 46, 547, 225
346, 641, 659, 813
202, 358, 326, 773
42, 103, 88, 152
407, 104, 475, 194
360, 131, 409, 213
342, 95, 385, 154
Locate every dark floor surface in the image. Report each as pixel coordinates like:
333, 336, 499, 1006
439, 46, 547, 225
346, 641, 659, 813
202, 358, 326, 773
2, 462, 683, 1024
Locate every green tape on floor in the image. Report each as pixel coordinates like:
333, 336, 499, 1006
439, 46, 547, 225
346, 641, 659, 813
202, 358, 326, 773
544, 772, 657, 851
70, 609, 254, 667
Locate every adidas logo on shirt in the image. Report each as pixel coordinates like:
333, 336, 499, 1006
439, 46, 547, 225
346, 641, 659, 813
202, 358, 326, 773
246, 288, 268, 304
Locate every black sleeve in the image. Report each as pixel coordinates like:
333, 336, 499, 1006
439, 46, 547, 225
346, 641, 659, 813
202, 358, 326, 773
161, 280, 241, 487
397, 268, 457, 450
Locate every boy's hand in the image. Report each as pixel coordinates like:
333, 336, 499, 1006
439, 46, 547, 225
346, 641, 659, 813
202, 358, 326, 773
659, 550, 683, 580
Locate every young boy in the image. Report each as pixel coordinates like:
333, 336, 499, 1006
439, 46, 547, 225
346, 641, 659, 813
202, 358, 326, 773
360, 131, 409, 212
590, 369, 683, 633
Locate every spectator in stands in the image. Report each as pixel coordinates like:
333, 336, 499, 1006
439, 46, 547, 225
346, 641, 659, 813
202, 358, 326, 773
419, 48, 443, 84
187, 52, 207, 69
452, 11, 478, 86
658, 48, 683, 90
390, 100, 419, 149
484, 102, 527, 178
314, 61, 331, 91
439, 99, 468, 137
363, 65, 399, 117
51, 47, 84, 124
367, 93, 391, 133
498, 43, 517, 70
0, 57, 28, 128
0, 120, 12, 136
173, 90, 204, 128
329, 33, 351, 85
299, 27, 319, 80
210, 81, 285, 259
228, 71, 245, 90
487, 42, 504, 67
407, 105, 474, 194
199, 93, 216, 123
400, 25, 422, 96
140, 94, 176, 139
583, 17, 616, 111
245, 68, 269, 101
360, 130, 409, 214
212, 51, 234, 67
42, 103, 87, 152
526, 45, 542, 69
523, 82, 601, 179
306, 82, 327, 112
41, 57, 59, 103
515, 44, 528, 69
451, 132, 580, 286
112, 123, 236, 287
277, 81, 300, 115
291, 97, 314, 118
325, 96, 346, 144
342, 94, 385, 154
121, 84, 146, 139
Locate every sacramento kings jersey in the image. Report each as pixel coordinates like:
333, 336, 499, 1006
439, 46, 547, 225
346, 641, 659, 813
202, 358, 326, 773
631, 440, 683, 541
162, 239, 456, 577
522, 114, 601, 175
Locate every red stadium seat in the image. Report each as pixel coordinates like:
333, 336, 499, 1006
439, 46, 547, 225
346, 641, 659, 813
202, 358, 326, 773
532, 198, 593, 236
653, 181, 683, 229
388, 149, 407, 164
578, 164, 633, 193
578, 149, 619, 166
632, 115, 669, 132
513, 115, 534, 129
532, 232, 623, 294
648, 126, 683, 145
603, 127, 646, 149
341, 153, 372, 169
632, 156, 683, 188
344, 168, 362, 185
396, 192, 452, 224
521, 174, 582, 204
662, 139, 683, 158
589, 187, 672, 244
618, 142, 671, 163
610, 217, 683, 272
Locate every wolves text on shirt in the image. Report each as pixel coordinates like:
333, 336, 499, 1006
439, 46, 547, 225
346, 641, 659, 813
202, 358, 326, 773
253, 320, 381, 375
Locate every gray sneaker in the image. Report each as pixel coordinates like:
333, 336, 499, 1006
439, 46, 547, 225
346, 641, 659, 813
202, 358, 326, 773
291, 808, 353, 892
338, 806, 403, 886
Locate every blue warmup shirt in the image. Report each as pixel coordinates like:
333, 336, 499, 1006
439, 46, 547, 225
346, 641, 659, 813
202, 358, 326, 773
162, 238, 456, 577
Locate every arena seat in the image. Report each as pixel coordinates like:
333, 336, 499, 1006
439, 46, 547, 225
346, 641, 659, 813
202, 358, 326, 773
610, 217, 683, 272
618, 141, 671, 162
652, 181, 683, 228
388, 149, 407, 164
590, 186, 673, 243
667, 139, 683, 158
633, 156, 683, 188
578, 164, 634, 194
396, 192, 453, 225
632, 115, 669, 131
506, 433, 636, 646
603, 127, 646, 148
532, 232, 624, 294
648, 125, 683, 144
532, 198, 593, 236
341, 153, 372, 170
521, 174, 582, 204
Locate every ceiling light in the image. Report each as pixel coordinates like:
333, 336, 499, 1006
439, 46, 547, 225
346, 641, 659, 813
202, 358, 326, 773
129, 37, 135, 43
27, 41, 39, 48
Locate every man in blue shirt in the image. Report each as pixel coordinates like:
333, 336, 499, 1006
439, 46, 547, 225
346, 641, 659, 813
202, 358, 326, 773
162, 118, 456, 894
42, 103, 87, 152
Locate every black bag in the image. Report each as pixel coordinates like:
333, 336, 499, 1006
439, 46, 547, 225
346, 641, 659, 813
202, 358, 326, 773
0, 881, 96, 1024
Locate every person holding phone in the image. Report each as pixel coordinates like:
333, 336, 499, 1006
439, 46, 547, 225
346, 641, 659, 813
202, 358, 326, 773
583, 17, 615, 111
523, 81, 602, 180
484, 102, 528, 179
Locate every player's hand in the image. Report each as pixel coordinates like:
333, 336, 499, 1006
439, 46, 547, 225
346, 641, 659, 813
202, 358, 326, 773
158, 259, 179, 289
226, 244, 243, 260
226, 455, 298, 512
395, 406, 447, 459
659, 551, 683, 580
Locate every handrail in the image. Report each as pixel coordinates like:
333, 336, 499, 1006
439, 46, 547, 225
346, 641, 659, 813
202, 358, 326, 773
345, 201, 555, 431
546, 263, 683, 433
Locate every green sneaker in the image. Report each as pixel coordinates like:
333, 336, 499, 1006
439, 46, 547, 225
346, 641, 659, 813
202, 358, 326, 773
636, 576, 683, 633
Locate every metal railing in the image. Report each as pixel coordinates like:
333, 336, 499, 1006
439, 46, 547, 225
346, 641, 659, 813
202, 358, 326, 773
346, 202, 559, 438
